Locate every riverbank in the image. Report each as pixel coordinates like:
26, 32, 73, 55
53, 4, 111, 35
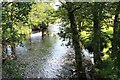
57, 48, 95, 79
57, 49, 77, 78
2, 59, 27, 78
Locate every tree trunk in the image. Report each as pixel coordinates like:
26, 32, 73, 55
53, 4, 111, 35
68, 12, 86, 78
112, 3, 119, 56
11, 43, 17, 59
28, 24, 32, 50
2, 40, 6, 55
29, 30, 32, 46
42, 30, 44, 40
2, 31, 8, 62
112, 2, 120, 76
2, 40, 7, 63
93, 3, 102, 67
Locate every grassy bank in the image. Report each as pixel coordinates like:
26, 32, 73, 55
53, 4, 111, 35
2, 59, 27, 78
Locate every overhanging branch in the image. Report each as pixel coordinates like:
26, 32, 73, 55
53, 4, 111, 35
2, 2, 13, 7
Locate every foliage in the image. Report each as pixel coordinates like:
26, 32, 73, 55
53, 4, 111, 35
56, 1, 120, 79
2, 2, 33, 43
28, 3, 56, 29
1, 1, 120, 79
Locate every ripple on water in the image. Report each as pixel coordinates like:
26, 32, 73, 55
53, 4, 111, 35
17, 24, 72, 78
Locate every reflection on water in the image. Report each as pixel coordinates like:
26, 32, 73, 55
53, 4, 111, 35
16, 24, 70, 78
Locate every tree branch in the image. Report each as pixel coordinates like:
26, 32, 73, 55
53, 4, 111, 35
59, 1, 82, 13
2, 2, 13, 7
59, 0, 67, 9
72, 4, 82, 13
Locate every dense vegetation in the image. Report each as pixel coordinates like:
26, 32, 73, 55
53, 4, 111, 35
57, 2, 120, 79
1, 1, 120, 79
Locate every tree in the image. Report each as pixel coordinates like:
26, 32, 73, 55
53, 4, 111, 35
2, 2, 32, 60
57, 2, 87, 78
92, 3, 106, 68
56, 1, 120, 79
112, 2, 120, 78
28, 2, 56, 38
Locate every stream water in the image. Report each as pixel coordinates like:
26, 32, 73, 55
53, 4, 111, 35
15, 24, 72, 78
3, 24, 93, 78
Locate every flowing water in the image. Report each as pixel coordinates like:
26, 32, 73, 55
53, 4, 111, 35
3, 23, 93, 78
16, 24, 73, 78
